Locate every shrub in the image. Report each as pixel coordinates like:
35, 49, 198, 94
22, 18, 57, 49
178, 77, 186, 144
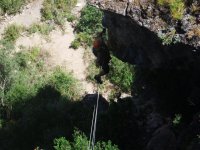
71, 32, 93, 49
15, 47, 41, 68
41, 1, 54, 20
158, 29, 179, 45
108, 56, 134, 92
86, 61, 100, 83
53, 130, 119, 150
0, 0, 26, 14
158, 0, 185, 19
49, 68, 81, 100
71, 6, 102, 49
54, 137, 72, 150
5, 70, 38, 104
3, 24, 24, 43
76, 5, 103, 35
70, 39, 80, 49
28, 23, 54, 35
66, 13, 77, 22
15, 51, 30, 68
0, 48, 14, 106
173, 114, 182, 125
41, 0, 77, 26
2, 46, 48, 106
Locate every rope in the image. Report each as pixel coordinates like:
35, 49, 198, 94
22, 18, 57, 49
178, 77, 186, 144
88, 105, 96, 150
88, 85, 100, 150
92, 87, 100, 150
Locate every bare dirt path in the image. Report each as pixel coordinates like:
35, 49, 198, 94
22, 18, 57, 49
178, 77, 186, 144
0, 0, 43, 36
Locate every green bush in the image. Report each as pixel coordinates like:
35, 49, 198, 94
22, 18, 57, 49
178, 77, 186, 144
3, 24, 23, 43
54, 130, 119, 150
173, 114, 182, 125
5, 70, 38, 104
15, 47, 41, 68
54, 137, 72, 150
0, 0, 26, 14
71, 32, 93, 49
70, 39, 81, 49
41, 0, 77, 26
70, 6, 102, 49
76, 5, 103, 35
66, 13, 77, 22
158, 29, 179, 45
15, 51, 30, 68
86, 61, 100, 83
0, 48, 14, 106
28, 23, 54, 35
0, 46, 48, 107
108, 56, 134, 92
158, 0, 185, 19
49, 68, 81, 99
41, 1, 54, 20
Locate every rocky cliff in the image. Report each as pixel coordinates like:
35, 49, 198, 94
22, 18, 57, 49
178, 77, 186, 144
88, 0, 200, 68
87, 1, 200, 150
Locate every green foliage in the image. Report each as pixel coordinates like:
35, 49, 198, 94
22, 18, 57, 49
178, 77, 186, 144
86, 60, 100, 83
41, 0, 77, 26
41, 1, 54, 20
5, 70, 39, 104
0, 119, 4, 129
28, 23, 54, 35
0, 47, 13, 79
158, 29, 180, 45
108, 56, 134, 92
72, 130, 88, 150
0, 41, 16, 106
0, 0, 26, 14
95, 140, 119, 150
170, 0, 185, 19
157, 0, 185, 19
54, 130, 119, 150
66, 13, 77, 22
71, 32, 93, 49
3, 24, 24, 43
71, 6, 103, 49
54, 137, 72, 150
173, 114, 182, 125
70, 39, 81, 49
5, 47, 48, 105
15, 47, 45, 69
76, 5, 103, 34
50, 68, 81, 99
0, 41, 50, 107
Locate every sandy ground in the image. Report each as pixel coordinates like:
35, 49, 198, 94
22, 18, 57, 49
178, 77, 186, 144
0, 0, 43, 36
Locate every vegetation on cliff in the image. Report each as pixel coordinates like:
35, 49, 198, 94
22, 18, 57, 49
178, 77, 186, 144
158, 0, 185, 19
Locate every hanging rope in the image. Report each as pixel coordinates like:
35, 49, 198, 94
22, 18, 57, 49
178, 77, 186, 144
88, 105, 96, 150
88, 85, 100, 150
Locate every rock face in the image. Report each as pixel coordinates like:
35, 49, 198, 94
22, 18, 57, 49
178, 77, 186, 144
87, 1, 200, 150
88, 0, 200, 68
147, 125, 177, 150
88, 0, 200, 112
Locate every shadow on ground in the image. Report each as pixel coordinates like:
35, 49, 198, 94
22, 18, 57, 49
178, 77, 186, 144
0, 85, 141, 150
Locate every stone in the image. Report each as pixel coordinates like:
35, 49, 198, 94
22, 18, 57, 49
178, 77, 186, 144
146, 125, 176, 150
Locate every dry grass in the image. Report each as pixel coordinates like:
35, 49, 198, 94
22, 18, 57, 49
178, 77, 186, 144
157, 0, 185, 19
187, 27, 200, 39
